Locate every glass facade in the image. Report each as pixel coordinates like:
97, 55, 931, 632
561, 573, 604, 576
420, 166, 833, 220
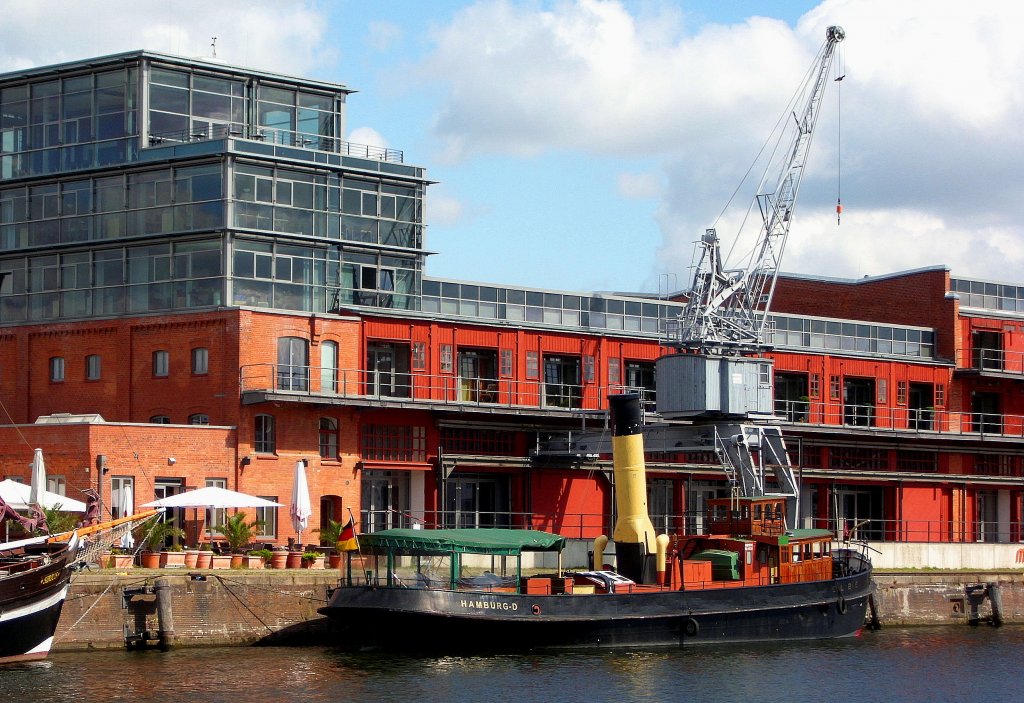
951, 278, 1024, 313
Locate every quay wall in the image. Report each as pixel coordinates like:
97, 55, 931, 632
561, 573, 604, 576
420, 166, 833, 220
52, 569, 1024, 652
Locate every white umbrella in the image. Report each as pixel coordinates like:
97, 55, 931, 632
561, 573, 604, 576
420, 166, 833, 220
290, 460, 312, 544
119, 483, 135, 549
141, 486, 282, 509
28, 448, 46, 506
0, 478, 87, 511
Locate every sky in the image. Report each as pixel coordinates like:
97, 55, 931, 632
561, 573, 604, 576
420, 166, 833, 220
1, 0, 1022, 296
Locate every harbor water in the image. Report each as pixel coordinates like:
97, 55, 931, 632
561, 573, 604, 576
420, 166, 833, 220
1, 626, 1021, 703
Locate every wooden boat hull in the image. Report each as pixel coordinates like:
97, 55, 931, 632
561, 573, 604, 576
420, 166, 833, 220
0, 544, 72, 663
319, 566, 874, 652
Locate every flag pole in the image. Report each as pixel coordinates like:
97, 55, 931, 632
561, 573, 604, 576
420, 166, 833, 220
346, 506, 363, 585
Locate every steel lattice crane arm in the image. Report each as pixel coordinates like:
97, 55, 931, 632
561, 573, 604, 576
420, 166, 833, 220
670, 25, 845, 355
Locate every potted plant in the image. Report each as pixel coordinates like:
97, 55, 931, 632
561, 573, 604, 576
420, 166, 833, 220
315, 519, 346, 568
244, 549, 270, 569
196, 545, 214, 569
139, 519, 186, 569
102, 547, 134, 569
184, 547, 200, 568
160, 543, 187, 568
210, 551, 232, 569
269, 548, 289, 569
301, 550, 325, 569
215, 512, 265, 565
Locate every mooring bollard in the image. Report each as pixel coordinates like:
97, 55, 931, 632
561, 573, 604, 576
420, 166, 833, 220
154, 577, 175, 650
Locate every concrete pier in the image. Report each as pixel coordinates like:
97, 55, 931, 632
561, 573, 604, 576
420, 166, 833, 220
51, 568, 1024, 652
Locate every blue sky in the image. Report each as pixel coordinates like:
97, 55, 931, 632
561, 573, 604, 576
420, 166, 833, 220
2, 1, 1023, 295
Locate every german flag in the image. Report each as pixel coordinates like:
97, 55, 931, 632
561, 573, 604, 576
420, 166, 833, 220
337, 517, 359, 552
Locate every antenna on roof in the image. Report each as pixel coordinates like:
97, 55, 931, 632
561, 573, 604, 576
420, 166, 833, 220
211, 37, 218, 58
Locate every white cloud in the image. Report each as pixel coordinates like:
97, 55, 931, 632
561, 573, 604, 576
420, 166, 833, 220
347, 127, 388, 149
616, 171, 662, 199
419, 0, 1024, 285
426, 192, 465, 227
367, 21, 403, 52
0, 0, 332, 76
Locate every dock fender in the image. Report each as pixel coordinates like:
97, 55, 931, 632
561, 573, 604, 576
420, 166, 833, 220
683, 617, 699, 637
836, 595, 847, 615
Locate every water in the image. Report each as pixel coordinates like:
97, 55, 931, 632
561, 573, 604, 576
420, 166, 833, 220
1, 627, 1021, 703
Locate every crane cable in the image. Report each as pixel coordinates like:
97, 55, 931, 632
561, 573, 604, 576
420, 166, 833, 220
835, 41, 845, 225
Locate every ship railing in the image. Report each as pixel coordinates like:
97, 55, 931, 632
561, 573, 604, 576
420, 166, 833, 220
360, 510, 1024, 547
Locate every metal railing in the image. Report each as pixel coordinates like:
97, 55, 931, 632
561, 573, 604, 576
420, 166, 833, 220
356, 509, 1024, 546
773, 397, 1021, 438
240, 363, 656, 414
145, 124, 404, 162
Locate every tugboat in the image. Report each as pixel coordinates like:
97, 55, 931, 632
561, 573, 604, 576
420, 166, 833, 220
319, 394, 874, 651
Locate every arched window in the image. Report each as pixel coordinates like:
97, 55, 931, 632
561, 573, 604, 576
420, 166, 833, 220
150, 415, 170, 424
189, 413, 210, 425
277, 337, 308, 391
319, 417, 338, 459
255, 414, 275, 453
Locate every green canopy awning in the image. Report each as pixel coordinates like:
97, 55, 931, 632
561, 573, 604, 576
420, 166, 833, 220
358, 528, 566, 556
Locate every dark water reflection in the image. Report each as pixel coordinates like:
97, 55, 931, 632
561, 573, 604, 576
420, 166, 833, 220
2, 627, 1021, 703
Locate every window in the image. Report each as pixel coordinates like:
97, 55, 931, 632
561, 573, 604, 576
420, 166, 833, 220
256, 498, 278, 538
362, 424, 425, 462
86, 354, 101, 380
191, 347, 209, 375
111, 476, 134, 520
46, 475, 66, 496
255, 414, 276, 453
319, 417, 338, 459
150, 415, 170, 424
189, 413, 210, 425
50, 356, 65, 382
153, 349, 169, 377
277, 336, 308, 391
878, 379, 887, 404
608, 357, 621, 386
935, 384, 946, 408
809, 373, 820, 398
896, 380, 907, 405
500, 349, 513, 377
320, 340, 338, 394
412, 341, 426, 370
440, 344, 453, 373
829, 374, 841, 400
583, 355, 595, 383
205, 478, 226, 537
526, 351, 539, 379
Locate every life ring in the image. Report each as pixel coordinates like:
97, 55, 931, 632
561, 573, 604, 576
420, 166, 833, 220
532, 604, 542, 615
683, 617, 699, 637
836, 595, 848, 615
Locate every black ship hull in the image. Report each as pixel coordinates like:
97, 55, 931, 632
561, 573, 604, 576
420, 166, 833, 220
0, 541, 74, 664
319, 566, 874, 652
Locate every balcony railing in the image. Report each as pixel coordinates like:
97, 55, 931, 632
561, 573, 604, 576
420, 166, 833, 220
145, 124, 404, 162
240, 363, 655, 413
774, 397, 1018, 437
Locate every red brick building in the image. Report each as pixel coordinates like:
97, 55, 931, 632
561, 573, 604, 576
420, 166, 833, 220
0, 53, 1020, 560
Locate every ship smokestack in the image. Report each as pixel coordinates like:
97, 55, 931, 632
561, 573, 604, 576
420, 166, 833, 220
609, 393, 658, 583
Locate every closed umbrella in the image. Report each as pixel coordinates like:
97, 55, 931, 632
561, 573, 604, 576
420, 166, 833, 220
290, 460, 312, 545
28, 448, 46, 507
119, 483, 135, 549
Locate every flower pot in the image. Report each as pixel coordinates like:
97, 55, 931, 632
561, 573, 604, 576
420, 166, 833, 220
302, 556, 325, 569
196, 550, 213, 569
161, 551, 187, 568
286, 551, 304, 569
230, 553, 245, 569
210, 554, 232, 569
140, 551, 161, 569
328, 553, 343, 569
110, 553, 134, 569
244, 555, 265, 569
184, 549, 200, 568
269, 551, 289, 569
